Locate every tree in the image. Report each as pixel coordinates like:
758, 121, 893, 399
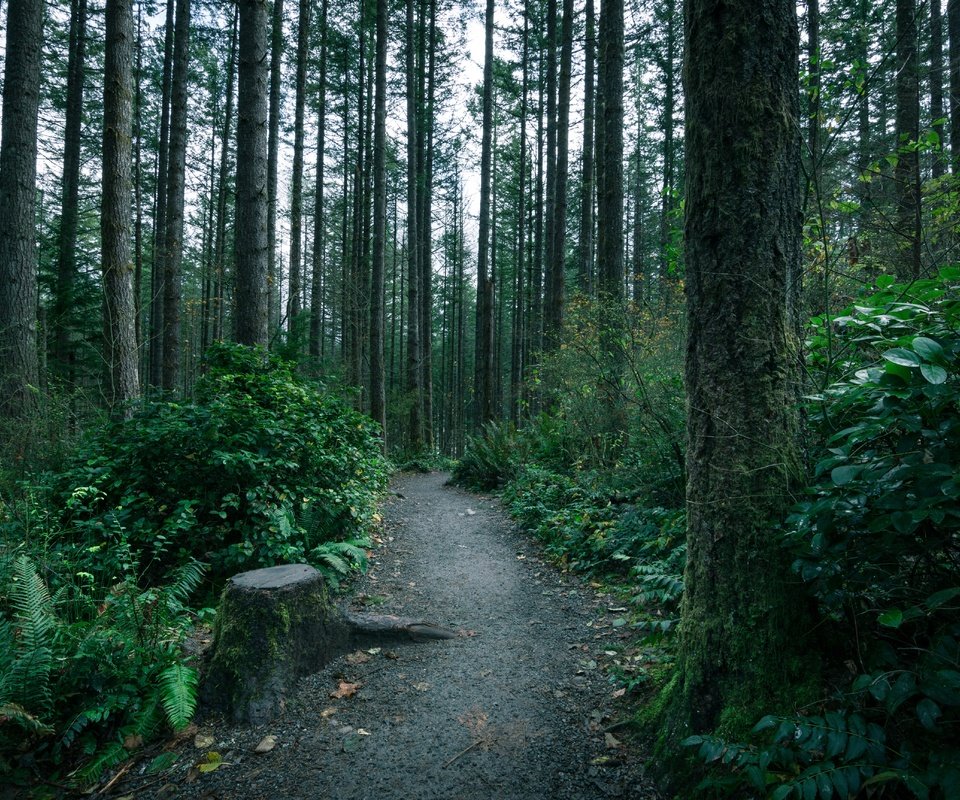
161, 0, 192, 392
267, 0, 284, 336
288, 0, 311, 330
578, 0, 595, 294
474, 0, 496, 424
0, 0, 44, 420
52, 0, 88, 383
894, 0, 921, 279
235, 0, 270, 347
406, 0, 423, 445
370, 0, 388, 441
671, 0, 814, 737
950, 0, 960, 169
102, 0, 140, 414
594, 0, 624, 299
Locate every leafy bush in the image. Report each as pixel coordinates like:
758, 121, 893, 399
687, 270, 960, 798
0, 553, 203, 786
452, 421, 527, 490
54, 343, 389, 581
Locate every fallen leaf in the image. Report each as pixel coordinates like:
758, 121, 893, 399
591, 755, 616, 766
607, 607, 627, 613
385, 650, 399, 659
458, 629, 478, 638
413, 681, 430, 691
366, 647, 382, 656
612, 688, 626, 699
605, 732, 622, 749
320, 707, 337, 718
254, 735, 277, 753
193, 733, 215, 749
357, 728, 372, 736
123, 733, 144, 750
198, 752, 223, 773
346, 650, 371, 665
330, 681, 362, 699
466, 509, 476, 516
342, 734, 362, 753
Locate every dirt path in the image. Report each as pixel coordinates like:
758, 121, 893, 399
144, 472, 659, 799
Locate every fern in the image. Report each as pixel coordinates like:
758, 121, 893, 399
1, 556, 56, 717
0, 702, 54, 736
157, 663, 198, 731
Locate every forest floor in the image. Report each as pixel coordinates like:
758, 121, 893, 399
132, 472, 662, 800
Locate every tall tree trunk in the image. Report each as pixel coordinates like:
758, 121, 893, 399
595, 0, 624, 299
658, 0, 677, 283
53, 0, 87, 384
213, 5, 238, 344
161, 0, 191, 392
102, 0, 140, 414
856, 0, 872, 218
895, 0, 921, 279
950, 0, 960, 171
931, 0, 947, 180
546, 0, 573, 342
267, 0, 284, 337
542, 0, 559, 344
578, 0, 595, 294
370, 0, 388, 442
405, 0, 423, 447
149, 0, 175, 388
134, 3, 144, 355
310, 0, 329, 358
0, 0, 44, 420
288, 0, 310, 331
674, 0, 813, 736
474, 0, 496, 425
236, 0, 270, 347
512, 7, 529, 423
420, 0, 437, 446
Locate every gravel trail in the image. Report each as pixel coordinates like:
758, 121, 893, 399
143, 472, 659, 800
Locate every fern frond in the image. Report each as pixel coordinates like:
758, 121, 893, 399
158, 663, 198, 731
71, 740, 127, 789
315, 552, 350, 575
7, 555, 55, 714
0, 702, 54, 736
164, 558, 205, 606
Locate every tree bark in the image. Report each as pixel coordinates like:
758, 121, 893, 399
53, 0, 87, 384
932, 0, 947, 180
288, 0, 310, 331
406, 0, 423, 446
578, 0, 595, 295
894, 0, 921, 279
310, 0, 329, 359
0, 0, 44, 421
235, 0, 270, 347
474, 0, 496, 425
370, 0, 388, 443
148, 0, 175, 389
595, 0, 624, 299
102, 0, 140, 415
161, 0, 191, 393
675, 0, 813, 736
950, 0, 960, 170
267, 0, 284, 338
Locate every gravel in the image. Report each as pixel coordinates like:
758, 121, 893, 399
135, 472, 661, 800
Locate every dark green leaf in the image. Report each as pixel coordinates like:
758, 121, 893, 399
877, 608, 903, 628
883, 348, 921, 367
916, 698, 941, 730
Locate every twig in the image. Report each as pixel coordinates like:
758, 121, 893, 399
97, 760, 133, 795
443, 740, 481, 768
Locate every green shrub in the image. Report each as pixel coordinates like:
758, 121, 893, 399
686, 270, 960, 798
452, 421, 526, 490
54, 343, 389, 582
0, 553, 203, 786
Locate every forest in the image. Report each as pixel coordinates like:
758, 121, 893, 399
0, 0, 958, 796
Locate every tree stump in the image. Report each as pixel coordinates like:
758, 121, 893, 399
202, 564, 456, 724
202, 564, 349, 724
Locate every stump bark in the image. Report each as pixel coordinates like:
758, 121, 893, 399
202, 564, 454, 724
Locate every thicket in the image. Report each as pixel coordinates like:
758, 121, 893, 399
0, 343, 389, 788
456, 273, 960, 798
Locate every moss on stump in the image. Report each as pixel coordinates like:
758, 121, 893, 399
202, 564, 350, 724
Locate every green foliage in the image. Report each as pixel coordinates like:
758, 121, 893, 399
453, 421, 527, 490
686, 271, 960, 798
0, 554, 203, 785
55, 343, 390, 580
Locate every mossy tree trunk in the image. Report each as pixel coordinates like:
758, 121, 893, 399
675, 0, 814, 737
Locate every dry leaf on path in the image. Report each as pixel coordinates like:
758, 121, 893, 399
330, 681, 362, 699
611, 687, 626, 699
254, 735, 277, 753
197, 751, 224, 773
320, 707, 337, 718
604, 732, 622, 749
412, 681, 430, 691
345, 650, 371, 665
